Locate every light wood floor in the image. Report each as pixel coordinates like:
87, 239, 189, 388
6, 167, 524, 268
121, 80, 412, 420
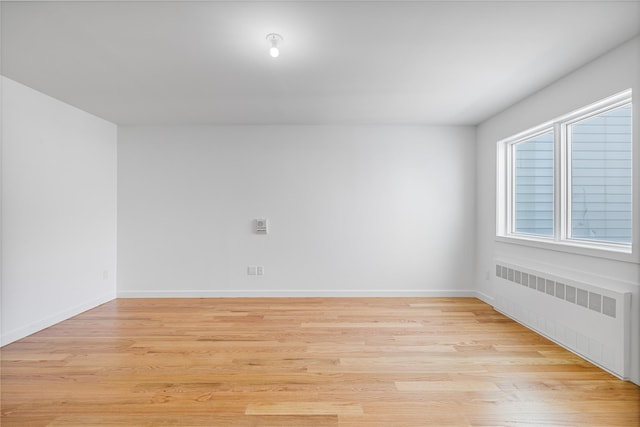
1, 297, 638, 426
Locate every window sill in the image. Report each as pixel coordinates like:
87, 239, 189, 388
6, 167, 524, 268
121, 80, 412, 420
495, 234, 638, 264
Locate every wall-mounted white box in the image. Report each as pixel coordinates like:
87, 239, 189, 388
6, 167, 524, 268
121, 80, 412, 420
255, 218, 268, 234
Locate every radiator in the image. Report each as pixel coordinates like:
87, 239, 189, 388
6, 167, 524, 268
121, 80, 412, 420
493, 259, 631, 380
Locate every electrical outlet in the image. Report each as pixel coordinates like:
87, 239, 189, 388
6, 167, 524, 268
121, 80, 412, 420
247, 265, 257, 275
257, 266, 264, 276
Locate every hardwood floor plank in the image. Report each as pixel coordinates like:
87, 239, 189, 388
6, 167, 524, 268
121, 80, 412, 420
395, 380, 501, 392
46, 415, 339, 427
245, 401, 363, 416
1, 297, 638, 426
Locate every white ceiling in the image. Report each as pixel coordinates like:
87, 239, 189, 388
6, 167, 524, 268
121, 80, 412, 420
2, 1, 639, 125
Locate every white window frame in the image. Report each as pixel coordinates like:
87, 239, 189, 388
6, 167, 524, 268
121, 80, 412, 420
496, 89, 635, 262
507, 127, 555, 238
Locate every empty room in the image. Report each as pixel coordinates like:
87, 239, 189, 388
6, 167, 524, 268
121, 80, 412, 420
1, 0, 639, 425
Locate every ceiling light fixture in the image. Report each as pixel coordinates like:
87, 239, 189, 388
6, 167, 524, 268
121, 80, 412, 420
266, 33, 283, 58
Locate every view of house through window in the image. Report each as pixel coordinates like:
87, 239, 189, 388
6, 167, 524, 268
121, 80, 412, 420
498, 90, 633, 253
514, 131, 554, 237
569, 103, 632, 244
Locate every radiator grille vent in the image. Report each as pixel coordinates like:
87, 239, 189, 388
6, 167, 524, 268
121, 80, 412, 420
495, 263, 616, 318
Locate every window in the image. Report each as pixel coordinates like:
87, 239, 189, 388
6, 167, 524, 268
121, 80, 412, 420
513, 130, 554, 237
569, 103, 632, 244
497, 90, 633, 254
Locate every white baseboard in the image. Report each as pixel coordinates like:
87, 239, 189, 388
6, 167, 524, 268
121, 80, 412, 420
474, 290, 495, 305
117, 289, 480, 298
0, 292, 116, 346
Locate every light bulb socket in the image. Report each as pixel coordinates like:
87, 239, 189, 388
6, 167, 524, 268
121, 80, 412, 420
266, 33, 283, 57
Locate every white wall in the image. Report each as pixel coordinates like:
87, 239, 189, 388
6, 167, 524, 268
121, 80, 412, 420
118, 125, 475, 297
1, 76, 117, 345
476, 37, 640, 383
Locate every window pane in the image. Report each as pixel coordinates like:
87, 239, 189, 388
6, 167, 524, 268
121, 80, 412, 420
513, 131, 554, 237
570, 103, 632, 244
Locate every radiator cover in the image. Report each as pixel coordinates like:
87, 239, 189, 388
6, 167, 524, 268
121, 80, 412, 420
494, 259, 631, 380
